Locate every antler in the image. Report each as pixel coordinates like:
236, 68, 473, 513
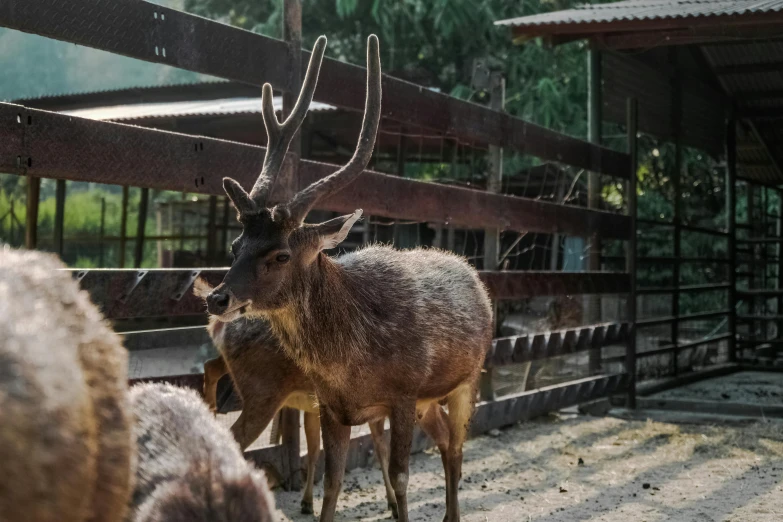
287, 34, 382, 223
248, 36, 328, 206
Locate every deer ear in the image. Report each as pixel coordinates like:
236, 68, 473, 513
223, 177, 255, 215
316, 209, 363, 251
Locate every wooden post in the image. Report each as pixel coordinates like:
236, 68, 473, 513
626, 97, 638, 409
280, 0, 302, 492
206, 195, 218, 266
119, 186, 129, 268
54, 179, 66, 257
25, 176, 40, 249
670, 55, 682, 376
726, 116, 737, 362
479, 72, 505, 402
587, 48, 603, 373
98, 198, 106, 268
134, 187, 149, 268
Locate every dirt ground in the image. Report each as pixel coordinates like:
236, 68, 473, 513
269, 413, 783, 521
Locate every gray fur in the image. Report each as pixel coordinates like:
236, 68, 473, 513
127, 383, 275, 522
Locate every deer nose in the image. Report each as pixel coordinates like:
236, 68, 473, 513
206, 290, 230, 315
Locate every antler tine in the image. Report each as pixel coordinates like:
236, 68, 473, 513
249, 36, 328, 206
287, 34, 382, 223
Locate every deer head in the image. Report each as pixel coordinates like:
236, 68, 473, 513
206, 35, 381, 320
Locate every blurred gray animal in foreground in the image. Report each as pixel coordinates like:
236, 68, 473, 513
127, 382, 276, 522
0, 247, 134, 522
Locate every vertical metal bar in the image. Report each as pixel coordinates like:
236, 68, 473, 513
747, 183, 755, 360
726, 117, 737, 362
762, 187, 769, 342
53, 179, 66, 257
25, 176, 40, 250
98, 198, 106, 268
280, 0, 302, 492
134, 187, 149, 268
670, 57, 682, 376
119, 186, 129, 268
626, 97, 638, 409
221, 197, 230, 261
393, 132, 407, 245
479, 72, 505, 402
777, 189, 783, 341
587, 48, 603, 373
206, 195, 218, 266
9, 199, 15, 245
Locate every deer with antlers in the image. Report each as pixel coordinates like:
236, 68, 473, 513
205, 35, 492, 522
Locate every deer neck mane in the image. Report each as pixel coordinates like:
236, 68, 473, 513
262, 253, 367, 372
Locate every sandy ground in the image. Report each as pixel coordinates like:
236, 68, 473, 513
653, 371, 783, 406
268, 414, 783, 521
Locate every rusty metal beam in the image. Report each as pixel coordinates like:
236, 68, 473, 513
482, 271, 629, 300
68, 268, 629, 319
0, 0, 630, 178
0, 102, 631, 240
485, 322, 629, 368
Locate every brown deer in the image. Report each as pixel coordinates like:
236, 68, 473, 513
128, 382, 275, 522
204, 34, 492, 522
194, 279, 398, 517
0, 248, 134, 522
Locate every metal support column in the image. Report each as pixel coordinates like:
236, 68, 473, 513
280, 0, 302, 492
726, 117, 737, 362
587, 48, 603, 373
53, 179, 66, 257
626, 98, 638, 409
134, 187, 149, 268
480, 71, 505, 402
98, 198, 106, 268
119, 186, 129, 268
206, 195, 218, 266
670, 57, 683, 376
25, 176, 40, 249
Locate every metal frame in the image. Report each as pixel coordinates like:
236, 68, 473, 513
0, 0, 639, 487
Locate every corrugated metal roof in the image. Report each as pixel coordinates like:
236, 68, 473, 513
496, 0, 783, 30
61, 96, 335, 122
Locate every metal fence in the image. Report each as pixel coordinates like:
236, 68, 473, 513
0, 0, 638, 485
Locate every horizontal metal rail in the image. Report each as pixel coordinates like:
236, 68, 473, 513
69, 268, 631, 319
0, 0, 630, 178
637, 283, 731, 295
637, 218, 729, 237
602, 255, 730, 264
636, 310, 730, 328
0, 102, 631, 240
484, 322, 629, 368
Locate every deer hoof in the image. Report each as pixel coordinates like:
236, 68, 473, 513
389, 501, 399, 519
301, 500, 314, 514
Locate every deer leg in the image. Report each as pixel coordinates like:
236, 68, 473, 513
301, 411, 321, 515
443, 384, 475, 522
417, 403, 451, 518
389, 400, 417, 522
202, 356, 228, 414
369, 418, 398, 519
319, 406, 351, 522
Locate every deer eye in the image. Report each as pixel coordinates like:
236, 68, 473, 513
276, 254, 291, 264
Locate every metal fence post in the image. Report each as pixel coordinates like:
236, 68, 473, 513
726, 116, 737, 362
280, 0, 303, 492
480, 70, 505, 402
626, 97, 638, 409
